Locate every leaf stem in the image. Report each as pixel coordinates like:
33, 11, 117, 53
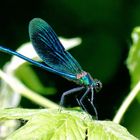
113, 81, 140, 123
0, 70, 59, 109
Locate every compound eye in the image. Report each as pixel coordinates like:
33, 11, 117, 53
95, 80, 102, 92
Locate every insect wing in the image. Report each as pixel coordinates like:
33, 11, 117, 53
29, 18, 83, 77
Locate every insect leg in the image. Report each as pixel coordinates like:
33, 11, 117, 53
89, 88, 98, 119
60, 86, 85, 107
78, 88, 90, 112
79, 88, 98, 120
91, 86, 94, 103
87, 97, 98, 120
87, 89, 98, 119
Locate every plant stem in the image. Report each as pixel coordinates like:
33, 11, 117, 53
113, 81, 140, 124
0, 70, 59, 109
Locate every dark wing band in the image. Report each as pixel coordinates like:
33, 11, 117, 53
29, 18, 83, 76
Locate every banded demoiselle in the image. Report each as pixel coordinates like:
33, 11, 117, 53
0, 18, 102, 119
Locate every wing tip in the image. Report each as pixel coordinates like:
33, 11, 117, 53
29, 18, 50, 36
29, 18, 45, 26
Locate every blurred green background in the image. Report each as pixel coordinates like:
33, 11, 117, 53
0, 0, 140, 138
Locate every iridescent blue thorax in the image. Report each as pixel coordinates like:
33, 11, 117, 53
76, 72, 95, 86
76, 71, 102, 92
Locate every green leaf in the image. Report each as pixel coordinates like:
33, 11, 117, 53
126, 27, 140, 102
87, 121, 138, 140
127, 27, 140, 88
15, 64, 56, 95
0, 108, 138, 140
